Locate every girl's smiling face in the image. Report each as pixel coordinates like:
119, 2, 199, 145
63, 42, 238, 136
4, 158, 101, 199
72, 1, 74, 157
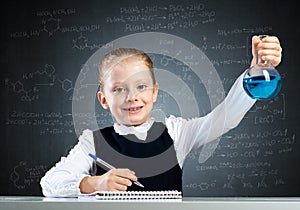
98, 56, 159, 126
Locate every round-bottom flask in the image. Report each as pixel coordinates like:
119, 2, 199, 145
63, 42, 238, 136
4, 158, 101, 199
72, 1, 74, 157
243, 35, 281, 100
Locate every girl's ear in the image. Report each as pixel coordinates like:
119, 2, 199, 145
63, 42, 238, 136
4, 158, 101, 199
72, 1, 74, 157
97, 91, 109, 109
152, 83, 159, 103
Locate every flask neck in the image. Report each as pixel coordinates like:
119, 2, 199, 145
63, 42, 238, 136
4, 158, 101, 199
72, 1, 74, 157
256, 35, 269, 66
257, 56, 268, 65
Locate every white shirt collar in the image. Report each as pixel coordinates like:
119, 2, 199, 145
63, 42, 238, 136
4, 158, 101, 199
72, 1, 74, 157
113, 118, 155, 141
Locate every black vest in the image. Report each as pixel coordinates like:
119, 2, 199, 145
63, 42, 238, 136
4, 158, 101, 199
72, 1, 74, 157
93, 122, 182, 191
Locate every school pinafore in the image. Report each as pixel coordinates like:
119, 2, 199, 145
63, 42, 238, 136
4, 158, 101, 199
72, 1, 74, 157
93, 122, 182, 191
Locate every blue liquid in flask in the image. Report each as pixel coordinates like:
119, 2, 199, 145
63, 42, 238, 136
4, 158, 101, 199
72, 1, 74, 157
243, 74, 281, 100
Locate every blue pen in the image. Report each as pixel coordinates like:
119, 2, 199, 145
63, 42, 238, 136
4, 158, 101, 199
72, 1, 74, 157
88, 153, 144, 188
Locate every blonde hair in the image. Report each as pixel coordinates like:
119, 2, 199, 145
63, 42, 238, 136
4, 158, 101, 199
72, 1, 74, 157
99, 48, 156, 90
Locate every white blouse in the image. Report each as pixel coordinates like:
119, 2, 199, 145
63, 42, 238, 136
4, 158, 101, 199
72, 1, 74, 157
40, 72, 256, 197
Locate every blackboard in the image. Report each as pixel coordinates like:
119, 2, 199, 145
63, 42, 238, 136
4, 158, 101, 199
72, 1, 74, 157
2, 0, 299, 196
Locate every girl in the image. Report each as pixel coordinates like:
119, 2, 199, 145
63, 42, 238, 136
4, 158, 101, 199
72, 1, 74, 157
40, 35, 282, 197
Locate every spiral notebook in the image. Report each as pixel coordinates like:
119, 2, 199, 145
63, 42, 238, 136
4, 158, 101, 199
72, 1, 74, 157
78, 190, 182, 200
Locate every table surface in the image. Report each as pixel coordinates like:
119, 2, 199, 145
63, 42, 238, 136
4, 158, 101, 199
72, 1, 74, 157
1, 196, 300, 210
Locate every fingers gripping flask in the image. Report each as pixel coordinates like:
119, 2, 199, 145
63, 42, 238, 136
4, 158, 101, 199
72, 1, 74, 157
243, 35, 281, 100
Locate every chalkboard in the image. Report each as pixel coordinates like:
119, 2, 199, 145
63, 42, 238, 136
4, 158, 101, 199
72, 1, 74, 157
2, 0, 299, 196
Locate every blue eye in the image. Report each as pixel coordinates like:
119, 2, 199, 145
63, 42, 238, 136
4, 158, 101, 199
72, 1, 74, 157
114, 87, 125, 93
137, 84, 147, 91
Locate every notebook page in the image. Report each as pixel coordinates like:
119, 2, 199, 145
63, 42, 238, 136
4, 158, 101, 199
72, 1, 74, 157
78, 190, 182, 200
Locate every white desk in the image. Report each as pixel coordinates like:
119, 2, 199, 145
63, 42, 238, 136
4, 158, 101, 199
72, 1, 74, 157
1, 196, 300, 210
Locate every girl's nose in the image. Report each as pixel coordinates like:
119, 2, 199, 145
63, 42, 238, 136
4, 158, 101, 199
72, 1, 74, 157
126, 89, 138, 102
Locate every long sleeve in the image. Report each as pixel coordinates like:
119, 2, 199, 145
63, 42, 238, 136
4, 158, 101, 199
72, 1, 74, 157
40, 129, 95, 197
166, 72, 256, 167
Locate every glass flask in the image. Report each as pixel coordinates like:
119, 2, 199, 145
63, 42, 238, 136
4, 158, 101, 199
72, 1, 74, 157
243, 35, 282, 100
